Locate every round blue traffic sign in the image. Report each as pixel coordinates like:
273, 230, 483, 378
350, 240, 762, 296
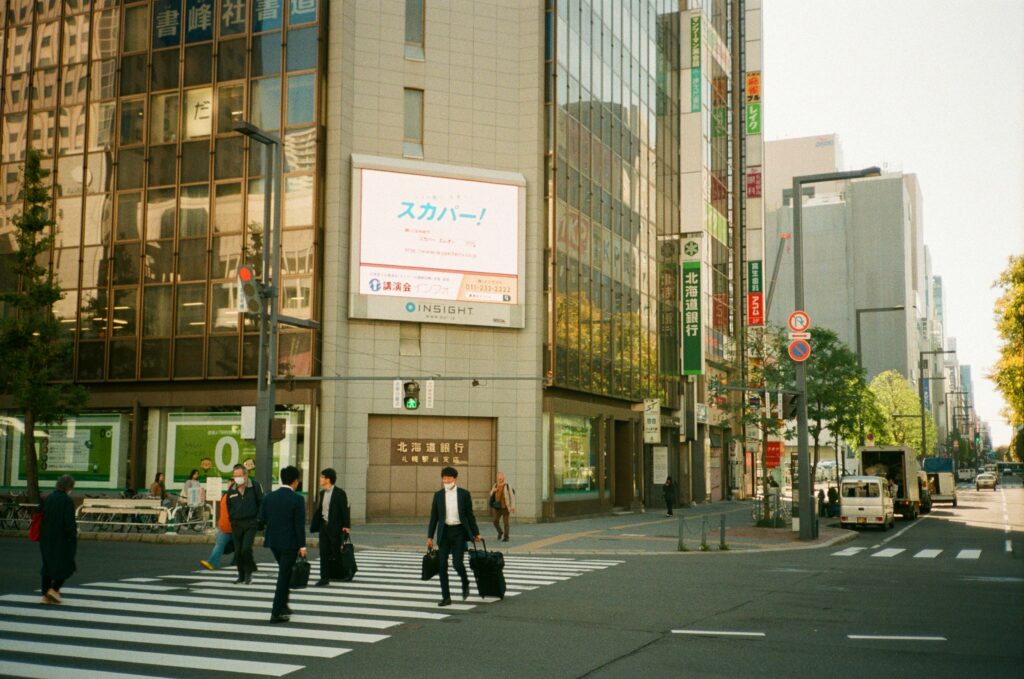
788, 339, 811, 362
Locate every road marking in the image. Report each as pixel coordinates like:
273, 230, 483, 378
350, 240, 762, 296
847, 635, 946, 642
55, 587, 445, 621
0, 606, 388, 644
961, 576, 1024, 584
186, 587, 477, 612
871, 548, 905, 558
0, 639, 303, 676
672, 630, 766, 638
956, 549, 982, 560
913, 549, 942, 559
0, 621, 350, 659
0, 660, 170, 679
832, 547, 867, 557
0, 594, 399, 630
879, 515, 927, 545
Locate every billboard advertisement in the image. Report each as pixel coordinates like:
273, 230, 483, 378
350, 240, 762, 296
350, 155, 526, 328
7, 414, 129, 489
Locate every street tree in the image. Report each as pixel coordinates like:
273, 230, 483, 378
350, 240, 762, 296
868, 370, 936, 456
989, 255, 1023, 458
0, 149, 88, 504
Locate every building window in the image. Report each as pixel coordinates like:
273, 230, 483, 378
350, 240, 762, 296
404, 0, 425, 60
402, 88, 423, 158
553, 415, 599, 499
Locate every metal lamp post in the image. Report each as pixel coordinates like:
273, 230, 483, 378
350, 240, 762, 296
792, 166, 881, 540
918, 350, 956, 460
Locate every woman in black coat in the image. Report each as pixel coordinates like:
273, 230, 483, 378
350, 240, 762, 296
663, 476, 677, 516
39, 474, 77, 604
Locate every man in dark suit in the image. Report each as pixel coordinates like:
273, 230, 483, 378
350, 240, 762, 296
310, 467, 350, 586
258, 465, 307, 623
426, 466, 480, 607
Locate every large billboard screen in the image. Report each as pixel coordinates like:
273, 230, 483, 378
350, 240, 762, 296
350, 155, 526, 328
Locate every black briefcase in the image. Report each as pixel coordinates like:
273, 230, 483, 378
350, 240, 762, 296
337, 534, 357, 581
290, 556, 311, 590
468, 540, 506, 599
421, 548, 440, 581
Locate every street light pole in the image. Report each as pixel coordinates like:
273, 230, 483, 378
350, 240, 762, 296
792, 166, 881, 541
234, 121, 282, 492
918, 349, 955, 460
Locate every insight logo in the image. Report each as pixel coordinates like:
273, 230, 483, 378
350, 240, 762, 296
405, 302, 416, 313
369, 278, 381, 292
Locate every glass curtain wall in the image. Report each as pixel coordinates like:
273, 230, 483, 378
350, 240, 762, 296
548, 0, 679, 403
0, 0, 321, 383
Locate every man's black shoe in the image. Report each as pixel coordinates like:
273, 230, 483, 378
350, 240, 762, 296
437, 599, 452, 607
233, 577, 244, 584
461, 582, 470, 600
244, 574, 253, 585
314, 579, 330, 587
497, 530, 503, 539
269, 614, 290, 624
283, 605, 292, 615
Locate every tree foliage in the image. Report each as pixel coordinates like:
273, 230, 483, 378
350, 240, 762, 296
989, 255, 1024, 452
0, 149, 88, 503
868, 370, 936, 456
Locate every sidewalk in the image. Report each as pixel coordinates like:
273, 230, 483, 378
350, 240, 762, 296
0, 500, 855, 555
354, 501, 854, 556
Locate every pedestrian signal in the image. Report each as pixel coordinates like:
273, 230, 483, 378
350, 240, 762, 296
237, 264, 262, 314
403, 381, 420, 410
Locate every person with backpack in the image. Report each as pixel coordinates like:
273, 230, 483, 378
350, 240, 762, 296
226, 464, 264, 584
200, 480, 235, 570
38, 475, 77, 604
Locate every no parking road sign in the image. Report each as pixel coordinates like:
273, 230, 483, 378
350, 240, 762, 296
788, 339, 811, 362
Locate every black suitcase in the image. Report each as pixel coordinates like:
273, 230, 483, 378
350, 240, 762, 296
337, 534, 357, 581
468, 540, 506, 599
421, 548, 440, 581
290, 556, 311, 590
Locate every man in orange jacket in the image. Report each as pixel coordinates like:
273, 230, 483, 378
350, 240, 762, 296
200, 481, 235, 570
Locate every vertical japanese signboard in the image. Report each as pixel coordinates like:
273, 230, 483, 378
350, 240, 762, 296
682, 236, 703, 376
153, 0, 183, 48
185, 0, 214, 42
745, 72, 761, 104
643, 399, 661, 444
658, 239, 680, 376
745, 166, 762, 198
690, 15, 701, 113
747, 260, 764, 326
746, 103, 761, 135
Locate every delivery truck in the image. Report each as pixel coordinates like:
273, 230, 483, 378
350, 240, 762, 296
858, 446, 922, 519
921, 457, 958, 507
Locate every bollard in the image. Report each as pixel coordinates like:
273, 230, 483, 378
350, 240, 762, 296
677, 514, 687, 551
719, 513, 728, 550
700, 515, 709, 551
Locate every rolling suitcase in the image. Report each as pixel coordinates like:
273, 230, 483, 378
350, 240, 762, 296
468, 539, 506, 599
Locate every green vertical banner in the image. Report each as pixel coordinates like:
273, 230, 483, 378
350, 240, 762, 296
690, 15, 701, 113
746, 103, 761, 135
682, 260, 703, 375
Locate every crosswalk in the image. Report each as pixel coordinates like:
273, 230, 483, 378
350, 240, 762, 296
0, 550, 621, 678
832, 546, 987, 560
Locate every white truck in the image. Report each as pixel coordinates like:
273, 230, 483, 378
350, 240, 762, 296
922, 457, 958, 507
858, 446, 922, 520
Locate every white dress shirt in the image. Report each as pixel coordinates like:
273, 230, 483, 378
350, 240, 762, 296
444, 485, 461, 525
321, 486, 333, 523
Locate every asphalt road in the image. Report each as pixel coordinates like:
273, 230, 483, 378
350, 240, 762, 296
0, 481, 1020, 679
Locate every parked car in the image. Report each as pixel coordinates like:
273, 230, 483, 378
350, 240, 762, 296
839, 475, 895, 530
976, 473, 998, 491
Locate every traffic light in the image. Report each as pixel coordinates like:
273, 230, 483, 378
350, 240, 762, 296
781, 393, 799, 419
403, 381, 420, 410
237, 264, 262, 314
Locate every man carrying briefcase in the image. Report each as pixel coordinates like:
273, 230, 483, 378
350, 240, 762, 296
310, 468, 351, 586
259, 466, 307, 624
426, 466, 480, 607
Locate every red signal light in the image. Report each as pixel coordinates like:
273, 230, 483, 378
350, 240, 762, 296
238, 265, 254, 282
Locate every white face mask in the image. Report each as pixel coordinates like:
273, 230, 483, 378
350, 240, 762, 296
443, 482, 455, 491
233, 476, 246, 486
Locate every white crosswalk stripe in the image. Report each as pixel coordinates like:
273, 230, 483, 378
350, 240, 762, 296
831, 546, 985, 561
0, 550, 620, 678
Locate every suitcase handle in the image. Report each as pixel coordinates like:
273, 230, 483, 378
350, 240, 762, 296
470, 538, 489, 554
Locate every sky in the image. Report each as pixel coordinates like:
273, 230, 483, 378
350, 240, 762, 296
762, 0, 1024, 447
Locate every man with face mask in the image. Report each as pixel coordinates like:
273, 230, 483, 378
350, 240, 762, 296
426, 467, 480, 606
226, 463, 264, 584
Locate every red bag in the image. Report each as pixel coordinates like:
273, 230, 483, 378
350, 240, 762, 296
28, 510, 44, 542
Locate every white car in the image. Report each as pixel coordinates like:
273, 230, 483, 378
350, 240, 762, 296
975, 473, 998, 491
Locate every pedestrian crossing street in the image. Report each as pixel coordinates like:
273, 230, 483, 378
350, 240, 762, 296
0, 550, 621, 678
831, 546, 987, 560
